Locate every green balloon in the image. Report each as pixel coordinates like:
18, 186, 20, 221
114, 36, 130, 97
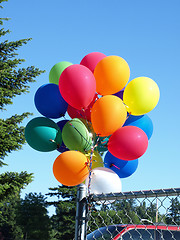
25, 117, 62, 152
49, 61, 73, 85
95, 136, 109, 153
62, 118, 92, 152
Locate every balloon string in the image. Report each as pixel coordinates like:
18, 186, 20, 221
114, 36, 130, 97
81, 108, 92, 132
87, 148, 93, 195
81, 92, 98, 131
87, 136, 100, 195
78, 109, 87, 120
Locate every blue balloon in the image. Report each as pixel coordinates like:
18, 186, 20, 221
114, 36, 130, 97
104, 151, 138, 178
113, 88, 124, 100
56, 120, 69, 153
124, 114, 153, 140
34, 83, 68, 119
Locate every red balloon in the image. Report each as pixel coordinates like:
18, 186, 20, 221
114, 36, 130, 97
67, 94, 98, 121
59, 64, 96, 110
108, 126, 148, 160
80, 52, 106, 73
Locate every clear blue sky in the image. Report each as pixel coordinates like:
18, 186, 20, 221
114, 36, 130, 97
1, 0, 180, 208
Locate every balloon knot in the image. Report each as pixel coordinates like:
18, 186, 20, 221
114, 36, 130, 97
110, 163, 120, 170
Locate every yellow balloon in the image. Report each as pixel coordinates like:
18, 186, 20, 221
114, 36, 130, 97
85, 150, 103, 169
94, 56, 130, 95
123, 77, 160, 115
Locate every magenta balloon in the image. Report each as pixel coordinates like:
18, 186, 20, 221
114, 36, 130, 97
80, 52, 106, 73
108, 126, 148, 160
59, 64, 96, 110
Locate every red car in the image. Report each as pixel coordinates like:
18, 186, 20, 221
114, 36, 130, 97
87, 224, 180, 239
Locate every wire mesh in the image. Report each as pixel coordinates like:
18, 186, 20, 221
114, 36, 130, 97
86, 188, 180, 240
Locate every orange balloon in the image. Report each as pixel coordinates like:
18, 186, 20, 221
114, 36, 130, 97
53, 151, 89, 186
94, 55, 130, 95
91, 95, 127, 137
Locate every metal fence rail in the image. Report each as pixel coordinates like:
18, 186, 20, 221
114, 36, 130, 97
75, 187, 180, 240
90, 188, 180, 201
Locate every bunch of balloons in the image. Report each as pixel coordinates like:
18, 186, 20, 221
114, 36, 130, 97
25, 52, 160, 195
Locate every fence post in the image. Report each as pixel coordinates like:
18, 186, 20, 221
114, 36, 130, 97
75, 183, 87, 240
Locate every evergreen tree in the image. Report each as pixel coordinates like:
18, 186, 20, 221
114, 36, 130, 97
0, 0, 44, 166
146, 202, 157, 223
0, 0, 44, 238
0, 172, 33, 240
16, 193, 51, 240
166, 198, 180, 225
47, 185, 77, 240
110, 199, 140, 224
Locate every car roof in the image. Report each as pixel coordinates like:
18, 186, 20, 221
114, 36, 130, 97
87, 224, 180, 240
115, 224, 180, 230
113, 224, 180, 240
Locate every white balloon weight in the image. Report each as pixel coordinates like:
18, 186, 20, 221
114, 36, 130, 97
85, 167, 122, 196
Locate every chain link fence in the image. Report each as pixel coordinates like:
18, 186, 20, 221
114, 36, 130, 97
75, 187, 180, 240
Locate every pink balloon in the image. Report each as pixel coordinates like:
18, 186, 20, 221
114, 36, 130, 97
108, 126, 148, 160
67, 94, 98, 121
59, 64, 96, 110
80, 52, 106, 73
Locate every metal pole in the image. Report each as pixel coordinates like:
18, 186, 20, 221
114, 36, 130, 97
156, 198, 158, 223
75, 184, 87, 240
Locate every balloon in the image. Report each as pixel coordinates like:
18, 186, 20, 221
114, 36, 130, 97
104, 151, 138, 178
94, 55, 130, 95
57, 119, 69, 131
80, 52, 106, 73
123, 77, 160, 115
25, 117, 62, 152
85, 167, 122, 194
53, 151, 89, 186
113, 87, 125, 100
95, 136, 109, 153
108, 126, 148, 160
78, 118, 96, 139
62, 118, 92, 152
91, 95, 127, 137
124, 114, 153, 140
59, 64, 96, 110
34, 83, 68, 119
104, 151, 126, 169
67, 93, 98, 122
56, 120, 69, 153
49, 61, 73, 85
85, 150, 104, 169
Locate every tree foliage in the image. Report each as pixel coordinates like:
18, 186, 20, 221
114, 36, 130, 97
0, 0, 44, 166
166, 198, 180, 225
0, 171, 33, 201
16, 193, 51, 240
47, 185, 77, 240
0, 1, 44, 238
0, 172, 33, 240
